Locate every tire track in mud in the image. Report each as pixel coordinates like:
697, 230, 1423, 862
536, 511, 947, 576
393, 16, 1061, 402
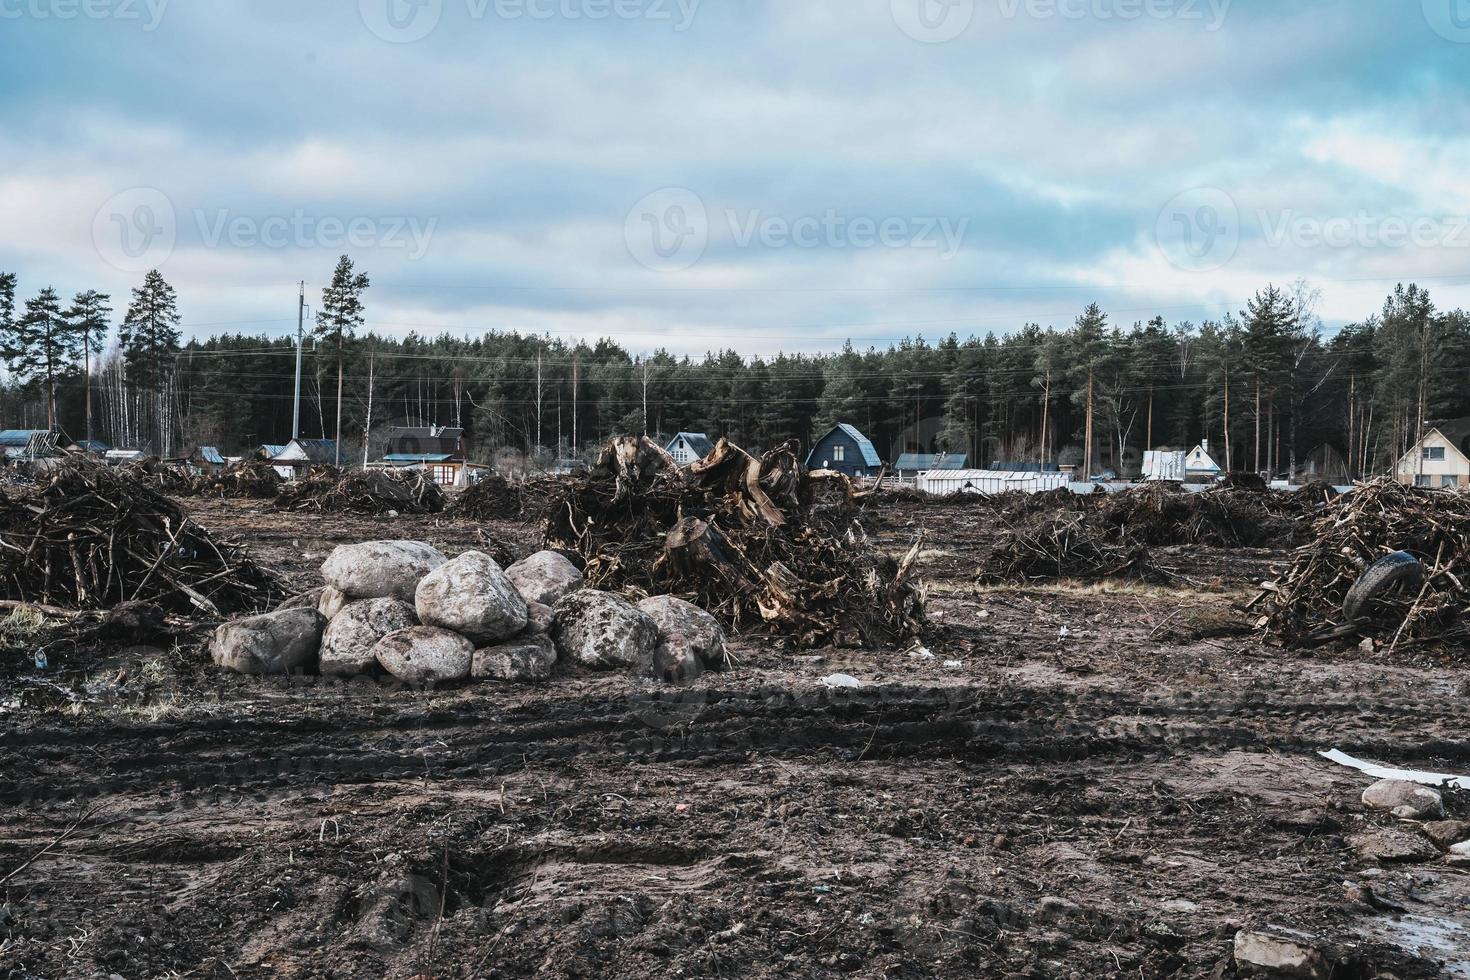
3, 683, 1465, 805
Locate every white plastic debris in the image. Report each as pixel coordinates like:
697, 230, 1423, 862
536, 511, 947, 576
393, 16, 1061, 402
943, 660, 964, 669
1319, 749, 1470, 790
820, 673, 864, 689
910, 646, 936, 661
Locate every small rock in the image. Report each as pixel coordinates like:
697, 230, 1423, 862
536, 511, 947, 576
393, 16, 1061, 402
472, 633, 558, 682
318, 585, 348, 621
1362, 779, 1443, 820
1424, 820, 1470, 850
652, 638, 704, 685
1348, 828, 1439, 864
552, 590, 660, 670
525, 601, 555, 634
211, 608, 325, 675
322, 541, 447, 602
415, 551, 528, 645
1233, 929, 1329, 979
1271, 809, 1341, 834
821, 673, 864, 689
373, 627, 474, 685
320, 599, 418, 676
1033, 896, 1087, 933
636, 595, 728, 671
506, 551, 584, 607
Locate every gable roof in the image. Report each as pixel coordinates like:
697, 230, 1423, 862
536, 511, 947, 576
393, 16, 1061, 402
667, 432, 715, 457
276, 439, 339, 463
1398, 427, 1470, 470
830, 424, 882, 468
196, 446, 226, 465
1185, 443, 1221, 472
0, 429, 51, 448
385, 426, 464, 458
895, 453, 969, 471
257, 444, 287, 458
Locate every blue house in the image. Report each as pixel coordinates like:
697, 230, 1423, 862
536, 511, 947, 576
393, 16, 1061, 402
806, 424, 882, 478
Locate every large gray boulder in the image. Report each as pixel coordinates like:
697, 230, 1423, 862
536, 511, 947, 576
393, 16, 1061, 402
637, 595, 729, 671
322, 541, 447, 602
211, 608, 325, 675
472, 634, 558, 682
506, 551, 584, 607
373, 627, 474, 685
415, 551, 528, 644
320, 599, 418, 676
552, 590, 660, 670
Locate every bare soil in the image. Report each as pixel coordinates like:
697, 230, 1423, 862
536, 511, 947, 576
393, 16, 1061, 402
3, 497, 1470, 978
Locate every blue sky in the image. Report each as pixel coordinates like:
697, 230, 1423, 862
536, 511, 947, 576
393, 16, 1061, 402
2, 0, 1469, 355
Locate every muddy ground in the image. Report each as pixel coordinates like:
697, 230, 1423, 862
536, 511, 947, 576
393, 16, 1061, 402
3, 496, 1470, 978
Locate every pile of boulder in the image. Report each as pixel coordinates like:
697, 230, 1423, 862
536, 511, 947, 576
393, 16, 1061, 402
210, 540, 728, 687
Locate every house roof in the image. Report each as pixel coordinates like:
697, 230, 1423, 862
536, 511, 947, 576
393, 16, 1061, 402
70, 439, 110, 453
385, 426, 464, 458
895, 453, 969, 471
1399, 426, 1470, 469
0, 429, 51, 447
667, 432, 715, 457
987, 461, 1061, 473
258, 444, 287, 457
196, 446, 226, 465
276, 439, 339, 463
1185, 443, 1221, 472
803, 423, 885, 470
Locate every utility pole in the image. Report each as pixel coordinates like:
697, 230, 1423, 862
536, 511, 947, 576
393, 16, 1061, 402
292, 281, 305, 441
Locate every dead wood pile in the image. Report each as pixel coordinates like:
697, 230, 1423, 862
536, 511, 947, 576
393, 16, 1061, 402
0, 462, 283, 615
193, 461, 282, 499
545, 435, 925, 648
120, 458, 198, 496
275, 467, 446, 515
1096, 483, 1302, 548
1256, 480, 1470, 650
453, 474, 561, 523
979, 511, 1158, 584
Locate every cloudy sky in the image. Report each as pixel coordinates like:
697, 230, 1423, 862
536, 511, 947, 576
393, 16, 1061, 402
2, 0, 1469, 356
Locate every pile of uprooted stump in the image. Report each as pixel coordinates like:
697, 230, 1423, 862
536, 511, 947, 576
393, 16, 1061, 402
0, 462, 282, 616
544, 435, 926, 649
211, 539, 730, 686
275, 467, 446, 515
1254, 480, 1470, 652
977, 482, 1327, 583
452, 473, 561, 523
192, 460, 283, 499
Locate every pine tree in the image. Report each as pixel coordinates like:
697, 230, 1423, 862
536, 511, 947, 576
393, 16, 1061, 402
0, 272, 15, 342
1067, 304, 1110, 478
315, 255, 370, 466
64, 289, 113, 445
120, 270, 183, 452
8, 287, 76, 430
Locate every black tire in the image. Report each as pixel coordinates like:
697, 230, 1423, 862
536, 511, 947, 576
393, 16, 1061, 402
1342, 551, 1423, 621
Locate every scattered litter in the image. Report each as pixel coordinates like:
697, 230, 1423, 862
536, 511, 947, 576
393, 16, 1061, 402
820, 673, 864, 689
1320, 749, 1470, 790
943, 660, 963, 669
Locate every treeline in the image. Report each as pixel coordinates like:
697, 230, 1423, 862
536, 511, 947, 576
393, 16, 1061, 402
3, 258, 1467, 479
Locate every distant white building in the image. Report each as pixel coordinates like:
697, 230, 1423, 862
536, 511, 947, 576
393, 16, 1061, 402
666, 432, 715, 466
1142, 450, 1186, 482
1184, 440, 1222, 483
1396, 426, 1470, 488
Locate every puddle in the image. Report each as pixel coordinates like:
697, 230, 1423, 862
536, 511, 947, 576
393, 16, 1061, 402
1372, 914, 1470, 978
